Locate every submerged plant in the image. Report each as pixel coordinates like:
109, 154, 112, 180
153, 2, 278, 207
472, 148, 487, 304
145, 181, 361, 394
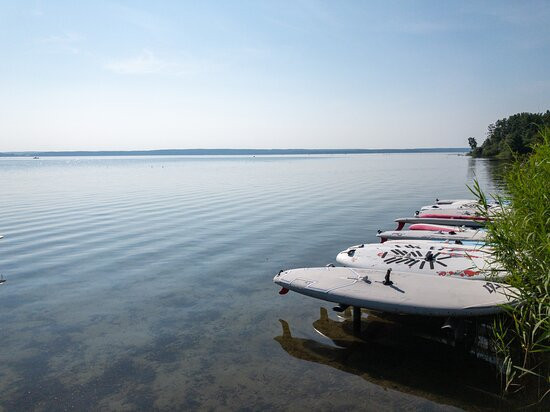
470, 127, 550, 406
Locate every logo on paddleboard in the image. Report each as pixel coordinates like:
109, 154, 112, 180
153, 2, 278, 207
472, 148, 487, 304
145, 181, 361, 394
377, 245, 480, 277
378, 248, 452, 270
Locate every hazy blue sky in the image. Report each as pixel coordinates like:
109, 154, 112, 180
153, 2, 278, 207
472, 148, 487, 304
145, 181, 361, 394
1, 0, 549, 150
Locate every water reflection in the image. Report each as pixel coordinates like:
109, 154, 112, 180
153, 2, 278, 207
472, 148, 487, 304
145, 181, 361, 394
467, 157, 508, 191
275, 308, 508, 411
484, 159, 508, 189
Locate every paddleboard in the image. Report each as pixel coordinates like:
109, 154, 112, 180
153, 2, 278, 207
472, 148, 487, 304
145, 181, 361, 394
394, 217, 486, 230
383, 239, 491, 251
274, 267, 518, 317
377, 228, 487, 243
422, 199, 501, 211
421, 201, 479, 211
434, 199, 476, 205
336, 242, 501, 280
416, 212, 488, 221
408, 223, 486, 233
416, 205, 502, 220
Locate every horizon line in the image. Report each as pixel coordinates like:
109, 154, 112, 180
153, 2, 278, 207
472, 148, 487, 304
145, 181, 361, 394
0, 147, 469, 157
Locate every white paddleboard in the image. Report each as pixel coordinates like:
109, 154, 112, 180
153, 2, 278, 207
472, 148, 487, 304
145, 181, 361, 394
408, 223, 487, 232
274, 267, 517, 317
377, 228, 487, 242
421, 201, 479, 211
394, 217, 486, 229
336, 242, 501, 280
434, 199, 476, 205
383, 239, 491, 251
417, 208, 485, 217
416, 205, 502, 219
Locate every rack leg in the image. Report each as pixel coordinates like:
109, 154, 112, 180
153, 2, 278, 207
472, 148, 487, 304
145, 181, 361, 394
353, 306, 361, 334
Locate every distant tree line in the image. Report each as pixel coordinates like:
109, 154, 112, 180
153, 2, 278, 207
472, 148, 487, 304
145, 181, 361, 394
469, 111, 550, 158
0, 147, 468, 157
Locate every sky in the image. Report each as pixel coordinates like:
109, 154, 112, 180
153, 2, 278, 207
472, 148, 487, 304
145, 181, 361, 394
0, 0, 549, 151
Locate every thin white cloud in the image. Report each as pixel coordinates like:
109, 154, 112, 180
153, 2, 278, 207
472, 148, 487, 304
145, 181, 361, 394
37, 32, 82, 54
104, 49, 167, 74
39, 32, 81, 44
104, 49, 214, 76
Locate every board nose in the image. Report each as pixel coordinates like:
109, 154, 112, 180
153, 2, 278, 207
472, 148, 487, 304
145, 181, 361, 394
335, 251, 349, 265
273, 269, 299, 287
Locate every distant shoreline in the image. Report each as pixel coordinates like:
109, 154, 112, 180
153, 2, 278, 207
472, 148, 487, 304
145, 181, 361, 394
0, 148, 468, 157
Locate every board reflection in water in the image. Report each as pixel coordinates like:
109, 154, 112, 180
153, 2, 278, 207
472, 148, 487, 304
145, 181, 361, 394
274, 308, 509, 411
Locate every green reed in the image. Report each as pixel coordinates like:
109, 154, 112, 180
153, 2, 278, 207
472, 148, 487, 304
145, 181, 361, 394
470, 127, 550, 406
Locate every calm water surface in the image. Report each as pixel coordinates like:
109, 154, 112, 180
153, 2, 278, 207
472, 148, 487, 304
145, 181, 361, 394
0, 154, 502, 411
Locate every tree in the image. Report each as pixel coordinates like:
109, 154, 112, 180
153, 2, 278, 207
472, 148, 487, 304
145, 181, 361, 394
472, 111, 550, 158
468, 137, 477, 150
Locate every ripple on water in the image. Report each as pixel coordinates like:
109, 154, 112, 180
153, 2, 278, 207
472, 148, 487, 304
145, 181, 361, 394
0, 154, 503, 410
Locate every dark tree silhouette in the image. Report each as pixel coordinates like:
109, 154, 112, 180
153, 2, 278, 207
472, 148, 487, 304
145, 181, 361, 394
470, 111, 550, 158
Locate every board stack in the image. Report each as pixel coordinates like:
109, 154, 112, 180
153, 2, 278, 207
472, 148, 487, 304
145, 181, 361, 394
274, 198, 516, 329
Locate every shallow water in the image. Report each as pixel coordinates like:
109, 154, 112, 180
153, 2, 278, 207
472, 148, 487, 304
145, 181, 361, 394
0, 154, 502, 410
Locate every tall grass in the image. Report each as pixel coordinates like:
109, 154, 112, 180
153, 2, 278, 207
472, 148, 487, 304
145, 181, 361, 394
470, 127, 550, 406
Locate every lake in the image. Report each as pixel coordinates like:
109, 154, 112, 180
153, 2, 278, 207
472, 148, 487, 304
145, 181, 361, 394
0, 154, 504, 410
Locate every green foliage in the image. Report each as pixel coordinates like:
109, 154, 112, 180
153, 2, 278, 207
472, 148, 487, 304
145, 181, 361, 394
470, 111, 550, 158
470, 127, 550, 406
